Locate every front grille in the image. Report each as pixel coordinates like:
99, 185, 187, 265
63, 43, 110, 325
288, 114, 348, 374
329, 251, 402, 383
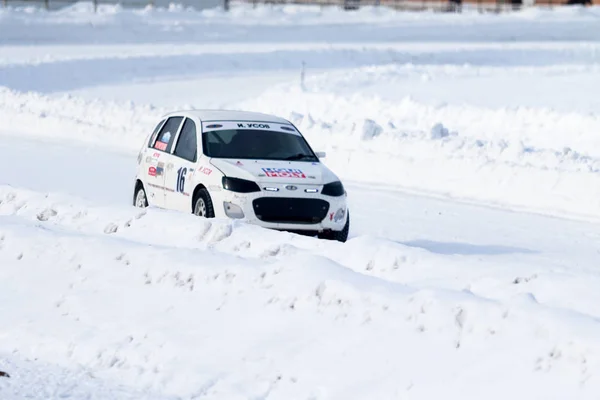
252, 197, 329, 224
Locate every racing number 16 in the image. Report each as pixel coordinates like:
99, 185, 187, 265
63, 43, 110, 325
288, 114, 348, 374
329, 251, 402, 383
176, 167, 187, 193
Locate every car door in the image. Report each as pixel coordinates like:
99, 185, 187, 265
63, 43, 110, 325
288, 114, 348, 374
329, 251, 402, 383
145, 116, 184, 208
164, 117, 199, 212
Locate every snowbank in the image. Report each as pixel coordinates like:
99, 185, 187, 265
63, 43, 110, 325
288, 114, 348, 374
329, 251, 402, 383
0, 87, 159, 150
3, 185, 600, 398
240, 81, 600, 220
3, 76, 600, 220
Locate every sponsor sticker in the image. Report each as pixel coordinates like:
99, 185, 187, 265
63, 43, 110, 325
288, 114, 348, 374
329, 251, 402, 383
154, 141, 167, 151
149, 163, 165, 177
262, 168, 306, 179
156, 162, 165, 176
198, 166, 212, 176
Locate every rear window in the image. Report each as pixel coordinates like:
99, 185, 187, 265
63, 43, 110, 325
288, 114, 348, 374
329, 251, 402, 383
154, 116, 183, 153
148, 119, 166, 147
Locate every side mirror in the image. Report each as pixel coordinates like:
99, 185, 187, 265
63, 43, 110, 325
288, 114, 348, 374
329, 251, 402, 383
315, 151, 326, 158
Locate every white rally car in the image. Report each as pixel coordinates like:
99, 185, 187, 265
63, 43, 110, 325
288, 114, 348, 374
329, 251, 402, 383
133, 110, 350, 242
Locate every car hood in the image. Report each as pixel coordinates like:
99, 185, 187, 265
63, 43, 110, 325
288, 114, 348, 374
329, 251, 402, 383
209, 158, 338, 185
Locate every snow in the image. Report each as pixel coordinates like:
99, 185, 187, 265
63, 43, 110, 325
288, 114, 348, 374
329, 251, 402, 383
3, 2, 600, 399
6, 179, 600, 399
0, 354, 173, 400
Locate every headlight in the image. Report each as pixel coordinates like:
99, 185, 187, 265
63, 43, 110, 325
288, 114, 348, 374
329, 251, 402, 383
321, 181, 345, 197
222, 176, 261, 193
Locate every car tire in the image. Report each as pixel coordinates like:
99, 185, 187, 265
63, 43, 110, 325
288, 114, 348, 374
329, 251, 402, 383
193, 189, 215, 218
318, 212, 350, 243
133, 183, 148, 208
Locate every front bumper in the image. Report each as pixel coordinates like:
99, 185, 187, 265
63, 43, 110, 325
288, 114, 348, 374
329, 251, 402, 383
213, 184, 348, 232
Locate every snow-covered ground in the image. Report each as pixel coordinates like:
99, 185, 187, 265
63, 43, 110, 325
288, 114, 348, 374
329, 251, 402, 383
3, 2, 600, 399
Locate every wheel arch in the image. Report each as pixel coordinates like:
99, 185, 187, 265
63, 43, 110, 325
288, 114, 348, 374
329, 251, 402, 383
191, 183, 209, 213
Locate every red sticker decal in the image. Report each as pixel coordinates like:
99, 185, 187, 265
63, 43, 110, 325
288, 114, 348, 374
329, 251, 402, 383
155, 142, 167, 151
148, 166, 157, 177
198, 167, 212, 176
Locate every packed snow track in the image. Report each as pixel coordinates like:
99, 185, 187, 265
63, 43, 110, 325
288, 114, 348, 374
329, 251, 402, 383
3, 2, 600, 399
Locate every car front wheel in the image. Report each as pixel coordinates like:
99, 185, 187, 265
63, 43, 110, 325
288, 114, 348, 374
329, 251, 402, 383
193, 189, 215, 218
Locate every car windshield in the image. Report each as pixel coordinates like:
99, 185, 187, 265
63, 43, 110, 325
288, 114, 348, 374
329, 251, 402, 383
202, 128, 318, 161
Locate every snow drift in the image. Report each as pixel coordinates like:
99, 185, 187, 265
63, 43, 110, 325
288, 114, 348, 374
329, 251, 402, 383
3, 185, 600, 399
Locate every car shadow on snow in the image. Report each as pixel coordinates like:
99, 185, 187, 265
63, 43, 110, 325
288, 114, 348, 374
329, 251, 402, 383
401, 239, 537, 256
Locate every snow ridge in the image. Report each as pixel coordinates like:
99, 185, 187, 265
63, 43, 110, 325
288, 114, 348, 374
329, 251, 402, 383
2, 185, 600, 398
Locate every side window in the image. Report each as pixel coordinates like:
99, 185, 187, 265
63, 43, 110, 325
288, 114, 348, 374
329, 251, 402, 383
174, 118, 198, 162
153, 116, 183, 153
147, 119, 166, 148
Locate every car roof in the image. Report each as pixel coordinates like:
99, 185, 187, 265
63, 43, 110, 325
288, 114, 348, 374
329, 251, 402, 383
161, 109, 292, 125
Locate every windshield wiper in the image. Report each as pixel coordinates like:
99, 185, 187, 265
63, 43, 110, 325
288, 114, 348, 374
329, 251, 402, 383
284, 153, 316, 161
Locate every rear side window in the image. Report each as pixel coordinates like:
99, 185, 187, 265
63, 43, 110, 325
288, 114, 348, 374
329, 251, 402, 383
148, 119, 166, 147
154, 116, 183, 153
174, 118, 198, 162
